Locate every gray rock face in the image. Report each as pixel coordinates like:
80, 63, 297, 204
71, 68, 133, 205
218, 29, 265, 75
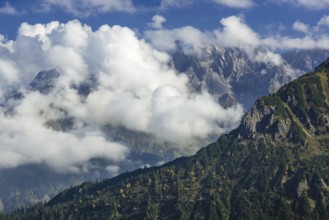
218, 93, 238, 108
29, 69, 61, 94
172, 47, 329, 110
282, 49, 329, 72
240, 104, 275, 135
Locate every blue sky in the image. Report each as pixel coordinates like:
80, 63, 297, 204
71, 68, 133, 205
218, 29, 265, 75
1, 0, 329, 40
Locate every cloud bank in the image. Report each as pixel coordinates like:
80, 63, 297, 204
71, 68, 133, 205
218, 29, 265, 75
0, 19, 244, 172
213, 0, 254, 8
145, 15, 329, 61
1, 14, 329, 173
160, 0, 193, 9
279, 0, 329, 9
145, 16, 283, 65
39, 0, 135, 16
160, 0, 329, 10
160, 0, 254, 9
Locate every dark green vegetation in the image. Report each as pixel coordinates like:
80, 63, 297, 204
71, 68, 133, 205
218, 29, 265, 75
7, 60, 329, 219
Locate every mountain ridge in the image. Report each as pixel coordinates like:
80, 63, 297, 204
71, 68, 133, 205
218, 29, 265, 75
8, 58, 329, 219
172, 47, 329, 110
1, 49, 328, 214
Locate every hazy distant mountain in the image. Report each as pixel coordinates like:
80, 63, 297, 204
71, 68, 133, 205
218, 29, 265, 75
0, 165, 87, 213
10, 57, 329, 220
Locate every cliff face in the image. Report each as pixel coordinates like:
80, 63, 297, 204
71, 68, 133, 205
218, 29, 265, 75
237, 64, 329, 141
8, 61, 329, 220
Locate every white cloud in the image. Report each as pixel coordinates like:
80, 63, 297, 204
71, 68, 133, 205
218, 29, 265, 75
295, 0, 329, 9
212, 0, 254, 8
317, 15, 329, 27
0, 58, 19, 103
269, 36, 329, 50
277, 0, 329, 9
0, 113, 129, 173
148, 87, 243, 143
41, 0, 135, 16
160, 0, 254, 9
214, 16, 283, 65
160, 0, 193, 9
146, 15, 329, 64
0, 59, 19, 84
18, 21, 60, 39
292, 21, 309, 34
145, 26, 214, 55
0, 20, 244, 172
215, 16, 260, 48
290, 15, 329, 37
0, 2, 18, 15
145, 16, 283, 65
148, 15, 167, 29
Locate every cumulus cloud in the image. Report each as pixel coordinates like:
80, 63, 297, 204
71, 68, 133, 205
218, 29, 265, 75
40, 0, 135, 16
0, 113, 129, 173
0, 19, 244, 172
148, 88, 243, 143
148, 15, 167, 29
292, 21, 309, 34
317, 15, 329, 27
0, 2, 18, 15
214, 16, 260, 48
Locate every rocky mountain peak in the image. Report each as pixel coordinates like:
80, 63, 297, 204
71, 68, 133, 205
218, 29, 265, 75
29, 69, 61, 94
172, 47, 329, 110
235, 64, 329, 148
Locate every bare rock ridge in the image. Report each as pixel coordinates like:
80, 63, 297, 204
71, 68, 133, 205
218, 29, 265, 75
173, 47, 329, 109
